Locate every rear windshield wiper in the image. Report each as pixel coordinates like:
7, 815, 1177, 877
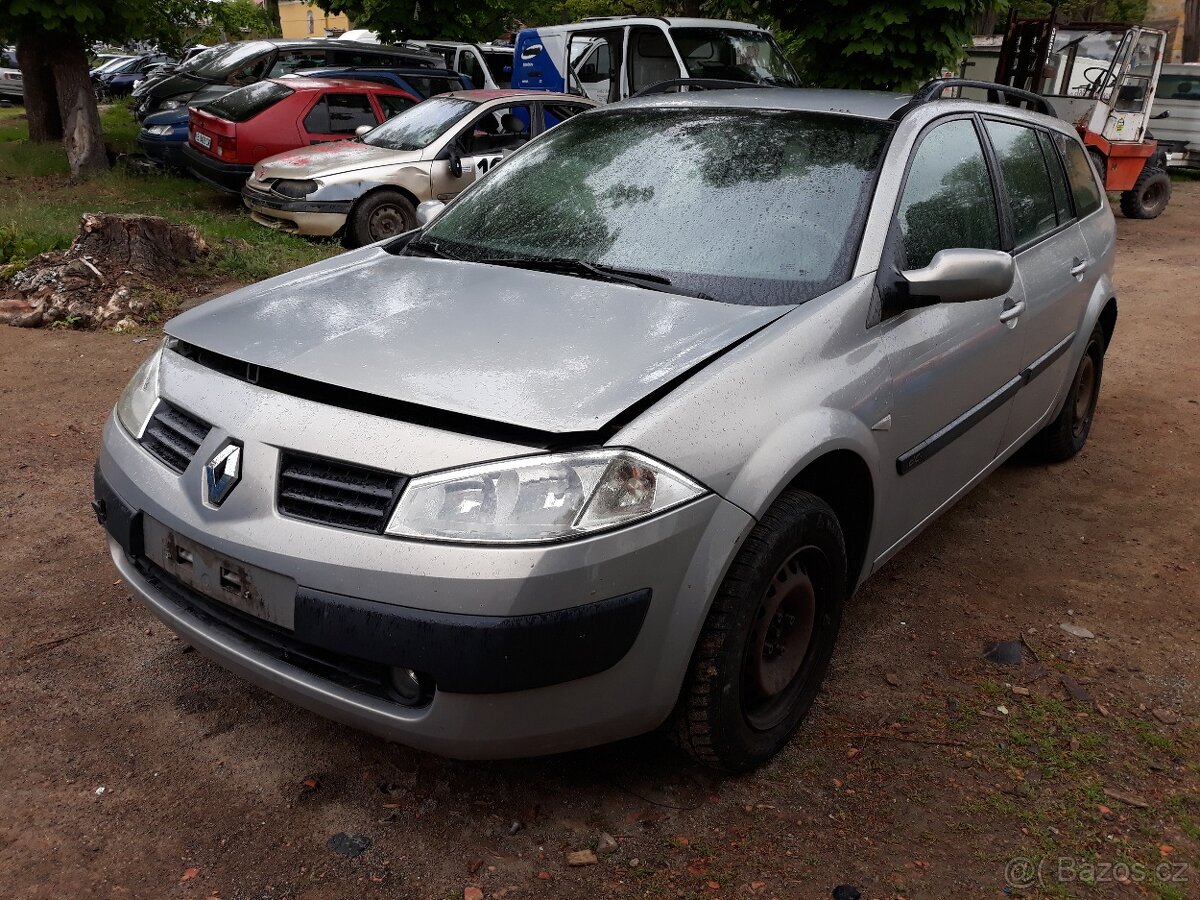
477, 255, 713, 300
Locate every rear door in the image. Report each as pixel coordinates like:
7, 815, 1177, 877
301, 91, 378, 144
874, 116, 1027, 556
982, 118, 1096, 452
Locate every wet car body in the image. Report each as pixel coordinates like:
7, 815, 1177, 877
97, 87, 1119, 769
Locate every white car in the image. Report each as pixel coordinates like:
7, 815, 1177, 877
0, 47, 22, 102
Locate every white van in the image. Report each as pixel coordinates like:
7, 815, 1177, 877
1153, 63, 1200, 169
410, 40, 514, 89
512, 17, 800, 102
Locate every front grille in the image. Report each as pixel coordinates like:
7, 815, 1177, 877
277, 451, 407, 534
140, 401, 211, 473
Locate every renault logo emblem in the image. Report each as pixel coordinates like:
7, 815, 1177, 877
205, 442, 243, 507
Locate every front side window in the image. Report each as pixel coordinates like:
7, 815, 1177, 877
1054, 133, 1105, 217
268, 50, 327, 77
628, 26, 680, 94
985, 119, 1059, 246
305, 93, 376, 134
897, 119, 1000, 270
456, 105, 532, 154
1158, 74, 1200, 100
421, 108, 892, 306
361, 96, 477, 150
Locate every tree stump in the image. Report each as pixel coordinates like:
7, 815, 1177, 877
0, 213, 208, 329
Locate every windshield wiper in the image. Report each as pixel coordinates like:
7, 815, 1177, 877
404, 237, 459, 260
477, 255, 713, 300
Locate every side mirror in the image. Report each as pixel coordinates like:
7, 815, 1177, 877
354, 124, 373, 137
900, 248, 1015, 305
416, 199, 446, 225
447, 148, 463, 178
1151, 109, 1170, 119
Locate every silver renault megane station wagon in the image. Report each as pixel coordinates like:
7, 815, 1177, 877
95, 81, 1118, 771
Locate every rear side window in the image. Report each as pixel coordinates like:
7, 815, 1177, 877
268, 50, 327, 77
985, 120, 1058, 246
1158, 74, 1200, 100
205, 81, 294, 122
304, 93, 377, 134
1054, 133, 1104, 217
896, 119, 1000, 270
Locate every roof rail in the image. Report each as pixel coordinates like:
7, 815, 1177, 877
632, 78, 777, 98
903, 78, 1058, 118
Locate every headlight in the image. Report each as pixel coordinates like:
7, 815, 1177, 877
385, 449, 706, 544
145, 124, 173, 135
159, 99, 183, 110
115, 343, 163, 438
273, 179, 319, 199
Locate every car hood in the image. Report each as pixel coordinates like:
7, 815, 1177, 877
254, 141, 418, 180
165, 248, 789, 435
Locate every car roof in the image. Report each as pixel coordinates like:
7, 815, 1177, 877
269, 77, 412, 92
301, 66, 464, 78
620, 88, 913, 120
534, 17, 765, 33
441, 88, 592, 103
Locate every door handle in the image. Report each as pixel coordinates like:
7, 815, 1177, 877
1070, 258, 1088, 278
999, 297, 1026, 325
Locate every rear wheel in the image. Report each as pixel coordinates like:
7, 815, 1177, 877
672, 490, 847, 772
345, 189, 417, 248
1120, 166, 1171, 219
1027, 323, 1106, 462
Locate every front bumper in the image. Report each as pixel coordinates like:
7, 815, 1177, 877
183, 144, 253, 194
95, 368, 753, 757
242, 185, 351, 238
137, 134, 187, 169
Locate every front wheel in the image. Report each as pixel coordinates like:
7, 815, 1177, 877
1120, 166, 1171, 219
672, 490, 847, 772
345, 189, 417, 248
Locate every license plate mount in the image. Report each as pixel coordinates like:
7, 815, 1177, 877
143, 516, 295, 629
193, 130, 212, 149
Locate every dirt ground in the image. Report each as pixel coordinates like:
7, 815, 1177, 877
1, 186, 1197, 900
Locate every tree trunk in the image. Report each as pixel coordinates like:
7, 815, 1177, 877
1186, 0, 1200, 64
50, 33, 108, 179
15, 37, 62, 143
263, 0, 283, 36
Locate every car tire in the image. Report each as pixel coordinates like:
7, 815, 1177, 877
672, 489, 847, 772
1028, 323, 1106, 463
346, 189, 417, 248
1120, 166, 1171, 219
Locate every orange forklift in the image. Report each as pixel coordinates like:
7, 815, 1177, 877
995, 14, 1171, 218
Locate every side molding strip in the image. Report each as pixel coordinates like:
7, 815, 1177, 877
897, 330, 1077, 476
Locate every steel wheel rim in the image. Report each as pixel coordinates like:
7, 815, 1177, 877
369, 205, 406, 239
741, 546, 827, 732
1072, 347, 1099, 438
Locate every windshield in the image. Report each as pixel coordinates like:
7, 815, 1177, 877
95, 56, 133, 73
361, 96, 477, 150
178, 45, 229, 74
421, 107, 890, 306
670, 28, 800, 87
185, 42, 271, 81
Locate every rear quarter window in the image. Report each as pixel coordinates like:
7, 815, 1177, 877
1053, 133, 1105, 217
204, 81, 294, 122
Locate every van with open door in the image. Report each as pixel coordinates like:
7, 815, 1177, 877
512, 17, 800, 103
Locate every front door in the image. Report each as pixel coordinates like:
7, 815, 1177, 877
874, 116, 1026, 560
428, 103, 537, 201
567, 30, 623, 103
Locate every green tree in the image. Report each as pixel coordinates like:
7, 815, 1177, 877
1007, 0, 1148, 22
0, 0, 211, 177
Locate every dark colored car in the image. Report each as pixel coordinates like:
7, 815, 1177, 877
94, 54, 174, 99
135, 39, 441, 120
298, 67, 471, 97
183, 77, 420, 192
137, 107, 190, 169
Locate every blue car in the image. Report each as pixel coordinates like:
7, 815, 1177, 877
136, 107, 189, 169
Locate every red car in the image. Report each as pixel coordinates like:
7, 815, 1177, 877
184, 78, 419, 193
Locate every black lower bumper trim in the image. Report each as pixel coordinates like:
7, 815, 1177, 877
95, 468, 651, 694
241, 187, 353, 215
182, 144, 253, 194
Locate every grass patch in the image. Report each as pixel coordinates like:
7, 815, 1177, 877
0, 105, 338, 285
